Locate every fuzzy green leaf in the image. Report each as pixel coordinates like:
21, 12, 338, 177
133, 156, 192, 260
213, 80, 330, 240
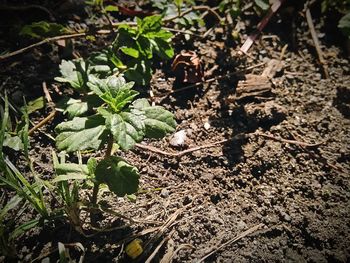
88, 76, 138, 113
55, 59, 89, 91
124, 60, 152, 86
57, 95, 101, 119
3, 135, 24, 151
138, 15, 162, 34
152, 38, 174, 59
89, 48, 125, 75
254, 0, 269, 10
21, 96, 45, 114
120, 47, 140, 58
55, 115, 108, 152
54, 162, 89, 177
106, 111, 145, 150
104, 5, 119, 12
338, 13, 350, 39
95, 156, 139, 196
20, 21, 69, 39
133, 98, 176, 138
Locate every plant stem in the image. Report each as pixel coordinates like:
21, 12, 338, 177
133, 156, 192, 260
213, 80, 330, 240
105, 135, 114, 158
91, 183, 100, 206
91, 135, 114, 205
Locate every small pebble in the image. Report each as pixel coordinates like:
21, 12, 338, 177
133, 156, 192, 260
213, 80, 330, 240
169, 130, 187, 147
160, 188, 169, 198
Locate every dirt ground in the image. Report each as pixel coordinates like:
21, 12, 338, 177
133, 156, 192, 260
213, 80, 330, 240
1, 2, 350, 263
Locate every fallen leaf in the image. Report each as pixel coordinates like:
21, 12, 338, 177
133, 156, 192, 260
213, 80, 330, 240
171, 51, 204, 83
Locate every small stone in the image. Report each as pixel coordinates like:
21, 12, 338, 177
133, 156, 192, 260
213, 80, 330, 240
204, 122, 211, 130
237, 220, 247, 230
160, 188, 169, 198
169, 130, 187, 147
281, 212, 291, 222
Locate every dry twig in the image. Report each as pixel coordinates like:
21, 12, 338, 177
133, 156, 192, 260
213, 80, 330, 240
305, 7, 329, 78
145, 230, 175, 263
28, 110, 56, 135
42, 81, 52, 103
240, 0, 285, 54
198, 223, 264, 262
0, 30, 113, 61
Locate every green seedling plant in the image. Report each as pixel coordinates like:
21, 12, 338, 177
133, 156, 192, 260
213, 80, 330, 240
113, 15, 174, 85
0, 96, 30, 154
152, 0, 204, 30
54, 75, 176, 221
0, 96, 62, 258
51, 151, 91, 234
20, 21, 71, 39
219, 0, 241, 19
55, 15, 174, 88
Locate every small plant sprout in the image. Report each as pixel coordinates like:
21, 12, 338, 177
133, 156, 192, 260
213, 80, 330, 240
113, 15, 174, 85
54, 75, 176, 206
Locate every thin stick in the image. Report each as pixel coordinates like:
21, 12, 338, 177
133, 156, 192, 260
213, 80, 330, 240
305, 7, 329, 78
240, 0, 285, 54
0, 33, 86, 61
0, 29, 111, 61
255, 132, 323, 147
165, 244, 195, 263
135, 139, 228, 158
28, 110, 56, 135
42, 81, 52, 103
145, 230, 175, 263
197, 223, 264, 263
138, 207, 187, 263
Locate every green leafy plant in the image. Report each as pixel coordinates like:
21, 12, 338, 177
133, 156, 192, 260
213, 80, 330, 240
20, 21, 71, 39
338, 12, 350, 38
54, 75, 176, 206
321, 0, 350, 13
0, 96, 59, 259
54, 15, 174, 92
0, 99, 29, 153
152, 0, 204, 29
0, 194, 41, 258
113, 15, 174, 85
219, 0, 241, 19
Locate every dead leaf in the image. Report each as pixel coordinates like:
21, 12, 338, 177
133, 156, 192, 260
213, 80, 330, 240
171, 51, 204, 83
117, 5, 154, 17
261, 59, 284, 78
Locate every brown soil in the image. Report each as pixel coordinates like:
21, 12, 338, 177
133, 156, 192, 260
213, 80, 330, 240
1, 2, 350, 263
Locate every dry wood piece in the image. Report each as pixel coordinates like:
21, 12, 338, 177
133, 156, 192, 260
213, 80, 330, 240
233, 74, 273, 101
0, 30, 112, 61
